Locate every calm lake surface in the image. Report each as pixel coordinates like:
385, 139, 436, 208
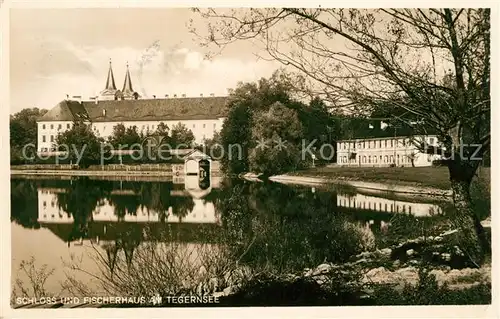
11, 174, 453, 301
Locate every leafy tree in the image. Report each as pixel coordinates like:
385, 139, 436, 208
199, 131, 223, 159
227, 74, 293, 110
108, 124, 144, 148
219, 101, 253, 175
170, 122, 195, 148
10, 108, 48, 163
219, 73, 334, 175
194, 8, 491, 265
154, 122, 170, 143
56, 123, 105, 167
249, 102, 305, 176
296, 97, 335, 144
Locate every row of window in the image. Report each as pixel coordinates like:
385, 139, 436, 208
339, 199, 439, 215
339, 154, 433, 164
42, 201, 56, 208
92, 124, 158, 133
42, 122, 218, 132
339, 199, 413, 214
339, 137, 435, 150
42, 131, 212, 147
91, 123, 217, 132
41, 135, 55, 143
339, 154, 406, 164
339, 154, 399, 164
41, 123, 72, 130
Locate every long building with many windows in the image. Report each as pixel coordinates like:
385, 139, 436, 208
336, 121, 442, 167
37, 60, 228, 153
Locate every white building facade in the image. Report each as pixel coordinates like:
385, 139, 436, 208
37, 60, 227, 153
336, 134, 443, 167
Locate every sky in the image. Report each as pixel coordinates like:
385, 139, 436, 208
9, 8, 281, 113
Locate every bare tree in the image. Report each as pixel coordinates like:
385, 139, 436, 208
191, 8, 490, 265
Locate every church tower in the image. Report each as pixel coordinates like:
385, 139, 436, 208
121, 62, 139, 100
99, 59, 121, 100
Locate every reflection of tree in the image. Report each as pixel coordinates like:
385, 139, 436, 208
135, 182, 172, 221
99, 223, 144, 276
101, 242, 119, 275
107, 195, 140, 220
116, 223, 143, 268
202, 187, 220, 205
253, 183, 360, 267
216, 181, 254, 246
218, 180, 363, 273
149, 183, 172, 215
56, 178, 112, 242
171, 196, 194, 222
10, 179, 40, 229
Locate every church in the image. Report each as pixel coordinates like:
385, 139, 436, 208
37, 60, 228, 153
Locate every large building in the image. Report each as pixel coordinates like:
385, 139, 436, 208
37, 60, 228, 153
336, 121, 442, 167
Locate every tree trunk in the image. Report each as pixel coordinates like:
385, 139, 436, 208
447, 160, 488, 266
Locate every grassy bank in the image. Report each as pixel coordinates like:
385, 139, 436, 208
289, 166, 490, 191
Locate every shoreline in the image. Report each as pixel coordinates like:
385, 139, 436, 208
14, 168, 453, 199
11, 169, 222, 178
10, 169, 175, 177
267, 174, 453, 198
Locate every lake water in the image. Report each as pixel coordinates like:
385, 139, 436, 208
11, 174, 453, 304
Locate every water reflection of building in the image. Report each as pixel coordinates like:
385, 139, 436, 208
336, 193, 443, 217
173, 174, 221, 189
38, 188, 219, 224
37, 176, 222, 248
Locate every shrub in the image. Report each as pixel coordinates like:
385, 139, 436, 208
370, 267, 491, 305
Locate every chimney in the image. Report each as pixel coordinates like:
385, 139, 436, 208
95, 96, 99, 105
210, 93, 215, 97
182, 94, 186, 98
165, 94, 169, 98
102, 109, 106, 117
65, 94, 69, 100
173, 94, 177, 98
200, 93, 203, 97
153, 95, 156, 99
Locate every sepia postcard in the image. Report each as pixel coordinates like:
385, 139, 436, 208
1, 1, 498, 318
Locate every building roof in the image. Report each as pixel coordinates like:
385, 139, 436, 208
39, 100, 75, 122
39, 96, 229, 122
40, 59, 228, 122
66, 100, 91, 121
184, 149, 211, 159
336, 118, 438, 141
